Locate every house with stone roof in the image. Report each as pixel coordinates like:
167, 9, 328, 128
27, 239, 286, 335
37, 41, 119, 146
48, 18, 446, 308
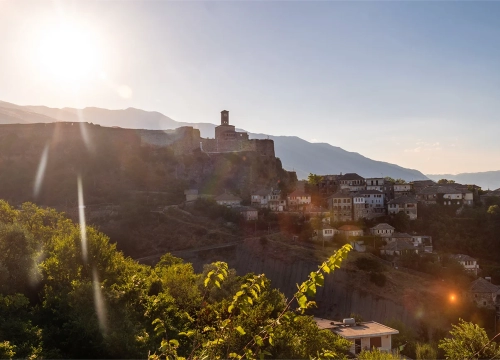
416, 185, 473, 206
380, 238, 419, 256
339, 173, 366, 193
338, 225, 363, 238
287, 189, 312, 210
451, 254, 479, 276
215, 193, 242, 207
468, 278, 500, 309
357, 190, 385, 218
328, 192, 353, 222
251, 189, 270, 207
394, 183, 413, 198
387, 196, 418, 220
370, 223, 395, 236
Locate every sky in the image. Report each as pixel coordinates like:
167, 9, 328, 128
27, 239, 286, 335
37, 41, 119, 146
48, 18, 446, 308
1, 0, 500, 175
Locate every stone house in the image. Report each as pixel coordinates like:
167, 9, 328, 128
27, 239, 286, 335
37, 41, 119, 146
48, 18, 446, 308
215, 193, 242, 207
251, 189, 269, 208
370, 223, 395, 236
353, 194, 370, 221
416, 185, 473, 206
380, 239, 419, 256
468, 278, 500, 309
387, 196, 418, 220
287, 189, 312, 210
235, 206, 258, 221
394, 184, 413, 198
314, 318, 399, 355
328, 192, 353, 222
411, 235, 433, 253
267, 189, 286, 212
357, 190, 385, 218
338, 225, 363, 238
313, 225, 338, 241
451, 254, 479, 276
339, 173, 366, 193
365, 178, 385, 192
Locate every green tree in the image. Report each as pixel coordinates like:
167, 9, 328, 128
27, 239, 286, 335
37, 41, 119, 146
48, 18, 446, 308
358, 348, 403, 359
307, 173, 323, 186
438, 319, 500, 359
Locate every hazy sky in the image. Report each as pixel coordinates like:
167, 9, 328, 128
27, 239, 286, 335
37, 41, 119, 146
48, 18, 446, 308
1, 0, 500, 174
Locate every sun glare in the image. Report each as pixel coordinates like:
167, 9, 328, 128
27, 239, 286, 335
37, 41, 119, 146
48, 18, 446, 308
37, 21, 99, 86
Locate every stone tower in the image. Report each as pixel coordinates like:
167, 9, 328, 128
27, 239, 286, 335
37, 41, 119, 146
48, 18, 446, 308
221, 110, 229, 125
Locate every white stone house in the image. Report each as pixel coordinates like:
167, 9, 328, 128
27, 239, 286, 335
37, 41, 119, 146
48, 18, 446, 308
394, 184, 412, 198
287, 189, 312, 209
370, 223, 395, 236
365, 178, 385, 192
215, 193, 242, 207
451, 254, 479, 276
235, 206, 258, 221
388, 196, 418, 220
338, 225, 363, 238
339, 173, 366, 192
314, 318, 399, 355
251, 189, 269, 207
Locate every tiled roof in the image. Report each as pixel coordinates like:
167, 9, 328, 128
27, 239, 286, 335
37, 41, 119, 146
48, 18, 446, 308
288, 190, 309, 197
328, 192, 352, 199
253, 189, 269, 196
387, 232, 412, 238
418, 186, 468, 195
388, 196, 417, 204
339, 173, 365, 181
357, 190, 384, 195
380, 239, 416, 251
470, 278, 499, 293
451, 254, 476, 262
234, 206, 258, 213
339, 225, 362, 231
371, 223, 395, 231
215, 193, 242, 202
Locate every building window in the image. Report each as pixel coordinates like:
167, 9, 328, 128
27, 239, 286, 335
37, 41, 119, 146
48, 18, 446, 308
370, 337, 382, 348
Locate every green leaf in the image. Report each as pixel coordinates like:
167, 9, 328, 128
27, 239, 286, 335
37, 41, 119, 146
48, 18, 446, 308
215, 280, 221, 288
228, 304, 235, 313
169, 339, 179, 347
297, 293, 307, 309
254, 335, 264, 346
269, 335, 274, 345
235, 326, 246, 335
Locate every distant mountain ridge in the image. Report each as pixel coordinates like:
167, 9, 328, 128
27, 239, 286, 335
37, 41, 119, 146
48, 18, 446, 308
427, 171, 500, 190
0, 100, 429, 181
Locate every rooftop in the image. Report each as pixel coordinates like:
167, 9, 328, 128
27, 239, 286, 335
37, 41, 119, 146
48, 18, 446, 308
288, 189, 309, 197
338, 225, 362, 231
380, 239, 416, 252
388, 195, 418, 205
339, 173, 365, 181
357, 190, 384, 195
451, 254, 476, 262
215, 193, 242, 202
371, 223, 395, 231
470, 278, 500, 294
314, 318, 399, 339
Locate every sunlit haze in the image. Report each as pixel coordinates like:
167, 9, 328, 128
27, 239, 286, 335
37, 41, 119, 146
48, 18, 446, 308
1, 0, 500, 174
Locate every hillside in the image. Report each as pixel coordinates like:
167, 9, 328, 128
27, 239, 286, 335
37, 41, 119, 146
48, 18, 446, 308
1, 100, 429, 181
427, 171, 500, 190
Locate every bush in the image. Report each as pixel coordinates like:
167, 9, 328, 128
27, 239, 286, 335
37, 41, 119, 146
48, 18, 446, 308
370, 272, 386, 287
356, 256, 384, 272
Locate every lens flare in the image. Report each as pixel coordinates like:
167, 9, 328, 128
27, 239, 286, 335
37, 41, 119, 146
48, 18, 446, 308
77, 114, 94, 152
33, 144, 49, 197
77, 176, 88, 262
92, 268, 108, 335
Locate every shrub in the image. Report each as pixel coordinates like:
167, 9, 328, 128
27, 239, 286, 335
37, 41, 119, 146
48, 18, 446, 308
356, 256, 383, 272
370, 272, 386, 287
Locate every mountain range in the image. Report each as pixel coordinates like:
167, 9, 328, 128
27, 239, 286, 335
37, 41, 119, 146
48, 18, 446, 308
0, 100, 436, 182
426, 171, 500, 191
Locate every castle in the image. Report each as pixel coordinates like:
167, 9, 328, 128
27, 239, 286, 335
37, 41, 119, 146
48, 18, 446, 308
0, 110, 275, 158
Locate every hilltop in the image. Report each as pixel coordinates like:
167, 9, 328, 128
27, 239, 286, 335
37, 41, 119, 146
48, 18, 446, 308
0, 100, 429, 181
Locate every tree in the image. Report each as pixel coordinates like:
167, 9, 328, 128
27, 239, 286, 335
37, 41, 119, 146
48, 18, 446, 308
415, 342, 437, 360
438, 179, 455, 184
438, 319, 500, 359
307, 173, 323, 186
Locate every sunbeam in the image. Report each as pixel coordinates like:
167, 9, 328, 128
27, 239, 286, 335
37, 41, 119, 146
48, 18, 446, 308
33, 144, 49, 198
92, 268, 108, 335
77, 176, 88, 263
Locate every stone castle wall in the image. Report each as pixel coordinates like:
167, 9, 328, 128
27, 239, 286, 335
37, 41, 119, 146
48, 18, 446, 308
200, 138, 274, 157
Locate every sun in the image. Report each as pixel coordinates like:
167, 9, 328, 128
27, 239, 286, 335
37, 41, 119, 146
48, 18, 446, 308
37, 21, 100, 86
